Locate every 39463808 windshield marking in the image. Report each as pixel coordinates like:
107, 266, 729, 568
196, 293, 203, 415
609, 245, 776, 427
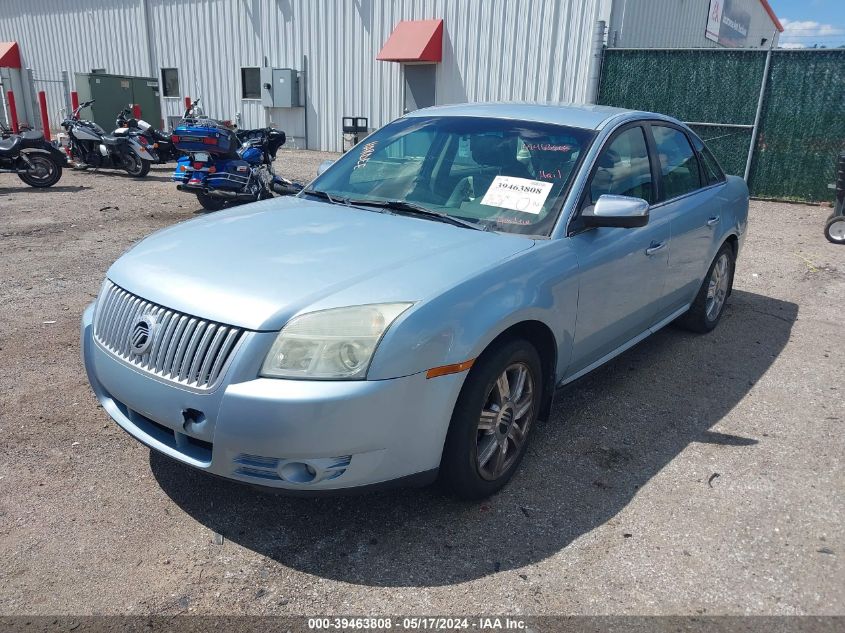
480, 176, 553, 215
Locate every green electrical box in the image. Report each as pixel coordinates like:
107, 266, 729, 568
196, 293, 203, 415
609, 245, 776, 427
74, 72, 161, 131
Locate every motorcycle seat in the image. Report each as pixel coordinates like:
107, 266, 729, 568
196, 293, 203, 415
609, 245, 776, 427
19, 130, 46, 149
0, 135, 22, 156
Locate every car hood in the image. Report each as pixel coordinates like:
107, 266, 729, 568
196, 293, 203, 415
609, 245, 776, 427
107, 197, 535, 330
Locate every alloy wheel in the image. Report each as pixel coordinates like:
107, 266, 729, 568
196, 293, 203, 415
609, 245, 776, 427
476, 362, 535, 481
706, 253, 730, 321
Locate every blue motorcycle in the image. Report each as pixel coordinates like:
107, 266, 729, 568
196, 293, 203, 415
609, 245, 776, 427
171, 101, 301, 211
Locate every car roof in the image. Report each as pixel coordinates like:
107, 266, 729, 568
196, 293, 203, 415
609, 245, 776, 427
404, 102, 676, 131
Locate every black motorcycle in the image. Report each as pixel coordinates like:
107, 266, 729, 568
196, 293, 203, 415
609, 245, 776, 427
61, 100, 155, 177
0, 122, 66, 188
114, 108, 180, 163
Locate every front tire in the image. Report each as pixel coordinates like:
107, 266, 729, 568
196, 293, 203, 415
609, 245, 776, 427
124, 153, 151, 178
677, 243, 735, 333
195, 191, 227, 211
17, 154, 62, 187
439, 339, 543, 500
824, 214, 845, 244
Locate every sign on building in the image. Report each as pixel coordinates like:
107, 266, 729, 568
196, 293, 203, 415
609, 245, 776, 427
705, 0, 751, 47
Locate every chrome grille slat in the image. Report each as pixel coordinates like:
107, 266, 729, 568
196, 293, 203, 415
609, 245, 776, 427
198, 326, 227, 386
116, 297, 142, 356
154, 311, 180, 370
171, 318, 198, 377
124, 299, 148, 356
92, 281, 244, 390
147, 309, 173, 368
96, 285, 119, 337
104, 288, 124, 343
108, 290, 133, 347
208, 328, 239, 384
187, 324, 217, 385
178, 321, 205, 381
163, 316, 189, 378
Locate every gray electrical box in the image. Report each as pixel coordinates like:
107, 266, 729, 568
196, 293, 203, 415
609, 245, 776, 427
261, 67, 299, 108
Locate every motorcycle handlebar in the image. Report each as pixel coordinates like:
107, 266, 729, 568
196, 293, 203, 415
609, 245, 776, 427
72, 99, 95, 119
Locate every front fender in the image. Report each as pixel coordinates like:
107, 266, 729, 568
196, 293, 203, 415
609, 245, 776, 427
368, 240, 579, 383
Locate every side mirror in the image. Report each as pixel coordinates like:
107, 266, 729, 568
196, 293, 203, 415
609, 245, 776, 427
316, 159, 335, 176
582, 194, 649, 228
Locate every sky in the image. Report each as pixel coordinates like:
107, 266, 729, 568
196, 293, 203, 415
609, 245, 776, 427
768, 0, 845, 47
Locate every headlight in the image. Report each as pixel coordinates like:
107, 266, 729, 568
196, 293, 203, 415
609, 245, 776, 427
260, 303, 412, 380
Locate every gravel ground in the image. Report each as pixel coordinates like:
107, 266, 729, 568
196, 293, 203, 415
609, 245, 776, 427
0, 150, 842, 616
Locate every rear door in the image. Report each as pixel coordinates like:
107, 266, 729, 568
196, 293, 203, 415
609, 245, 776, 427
648, 124, 725, 312
565, 123, 672, 378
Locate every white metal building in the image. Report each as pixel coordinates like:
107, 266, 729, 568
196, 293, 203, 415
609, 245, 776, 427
608, 0, 783, 49
0, 0, 782, 151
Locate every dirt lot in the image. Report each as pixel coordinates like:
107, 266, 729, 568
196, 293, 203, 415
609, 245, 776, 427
0, 151, 842, 616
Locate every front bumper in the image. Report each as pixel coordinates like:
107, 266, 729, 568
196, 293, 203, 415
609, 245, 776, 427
81, 303, 464, 492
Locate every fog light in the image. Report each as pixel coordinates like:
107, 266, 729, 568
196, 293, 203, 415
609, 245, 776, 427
279, 461, 317, 483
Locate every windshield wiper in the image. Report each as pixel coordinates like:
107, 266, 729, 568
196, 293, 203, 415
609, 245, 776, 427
301, 188, 348, 205
345, 199, 488, 231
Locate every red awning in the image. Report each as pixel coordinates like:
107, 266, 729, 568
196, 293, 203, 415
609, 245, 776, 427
0, 42, 21, 68
377, 19, 443, 63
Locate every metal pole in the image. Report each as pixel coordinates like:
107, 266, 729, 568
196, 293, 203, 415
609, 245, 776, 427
586, 20, 606, 104
61, 70, 72, 115
744, 33, 775, 182
37, 90, 50, 140
7, 90, 19, 132
302, 53, 308, 150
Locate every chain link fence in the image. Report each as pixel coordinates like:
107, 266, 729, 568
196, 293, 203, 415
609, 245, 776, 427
597, 48, 845, 202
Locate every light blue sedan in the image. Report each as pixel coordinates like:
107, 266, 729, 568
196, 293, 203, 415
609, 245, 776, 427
81, 103, 748, 499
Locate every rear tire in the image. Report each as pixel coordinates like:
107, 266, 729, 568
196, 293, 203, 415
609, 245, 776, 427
17, 154, 62, 187
124, 154, 151, 178
824, 214, 845, 244
195, 192, 227, 211
439, 339, 543, 500
677, 243, 735, 333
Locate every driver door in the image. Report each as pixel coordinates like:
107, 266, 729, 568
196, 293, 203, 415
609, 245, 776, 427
564, 124, 672, 380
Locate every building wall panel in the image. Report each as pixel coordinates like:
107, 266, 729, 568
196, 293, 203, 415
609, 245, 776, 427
608, 0, 780, 49
0, 0, 608, 150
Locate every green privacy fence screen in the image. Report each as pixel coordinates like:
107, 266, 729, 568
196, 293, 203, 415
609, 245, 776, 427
597, 48, 845, 202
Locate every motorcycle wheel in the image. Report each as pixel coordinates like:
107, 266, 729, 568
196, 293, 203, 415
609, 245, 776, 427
17, 154, 62, 188
196, 192, 228, 212
124, 154, 151, 178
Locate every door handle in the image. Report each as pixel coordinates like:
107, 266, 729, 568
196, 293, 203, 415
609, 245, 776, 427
645, 241, 667, 256
706, 216, 721, 227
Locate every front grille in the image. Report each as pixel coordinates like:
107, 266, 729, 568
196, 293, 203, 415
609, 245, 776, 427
93, 280, 244, 390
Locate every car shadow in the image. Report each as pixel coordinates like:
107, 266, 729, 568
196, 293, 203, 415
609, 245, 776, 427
151, 289, 797, 587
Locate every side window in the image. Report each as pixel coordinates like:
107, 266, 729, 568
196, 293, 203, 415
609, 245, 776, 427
651, 125, 702, 200
691, 135, 726, 185
588, 126, 653, 204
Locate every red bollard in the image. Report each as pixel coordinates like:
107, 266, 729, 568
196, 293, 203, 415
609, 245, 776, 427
132, 103, 141, 119
38, 90, 50, 141
184, 96, 191, 112
70, 90, 79, 111
6, 90, 19, 133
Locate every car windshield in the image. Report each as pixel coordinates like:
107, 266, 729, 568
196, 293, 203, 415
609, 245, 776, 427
305, 116, 596, 236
